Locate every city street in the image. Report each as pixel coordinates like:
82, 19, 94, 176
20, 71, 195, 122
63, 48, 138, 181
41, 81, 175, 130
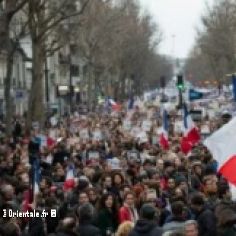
0, 1, 236, 236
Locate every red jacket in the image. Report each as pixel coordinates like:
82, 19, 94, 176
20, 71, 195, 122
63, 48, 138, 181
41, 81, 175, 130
119, 206, 132, 223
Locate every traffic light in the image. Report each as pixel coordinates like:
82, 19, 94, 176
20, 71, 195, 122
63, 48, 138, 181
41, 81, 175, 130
177, 75, 184, 90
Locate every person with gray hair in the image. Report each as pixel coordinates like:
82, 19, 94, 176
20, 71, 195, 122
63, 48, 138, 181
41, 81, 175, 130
184, 220, 198, 236
162, 231, 185, 236
1, 184, 15, 205
77, 203, 101, 236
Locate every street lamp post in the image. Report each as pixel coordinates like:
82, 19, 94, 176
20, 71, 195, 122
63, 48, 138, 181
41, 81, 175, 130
178, 88, 183, 109
45, 58, 49, 113
69, 54, 73, 114
67, 15, 73, 115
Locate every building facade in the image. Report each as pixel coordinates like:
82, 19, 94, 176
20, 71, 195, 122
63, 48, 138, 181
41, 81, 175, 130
0, 48, 29, 116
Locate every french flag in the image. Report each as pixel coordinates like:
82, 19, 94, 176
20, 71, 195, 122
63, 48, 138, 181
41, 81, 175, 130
159, 109, 169, 150
109, 98, 121, 111
181, 104, 200, 154
204, 117, 236, 186
63, 165, 75, 191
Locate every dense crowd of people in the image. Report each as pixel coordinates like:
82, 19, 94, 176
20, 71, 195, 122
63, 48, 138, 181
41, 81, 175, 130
0, 101, 236, 236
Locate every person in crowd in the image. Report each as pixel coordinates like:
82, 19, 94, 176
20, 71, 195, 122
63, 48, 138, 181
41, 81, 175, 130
184, 220, 199, 236
216, 207, 236, 236
0, 184, 17, 208
175, 176, 188, 197
77, 203, 101, 236
55, 217, 78, 236
171, 188, 187, 204
40, 176, 53, 196
1, 220, 22, 236
156, 159, 164, 175
190, 193, 216, 236
163, 201, 186, 233
190, 162, 203, 192
53, 144, 70, 166
119, 192, 139, 224
129, 203, 162, 236
116, 221, 134, 236
218, 183, 232, 205
166, 178, 176, 197
203, 175, 219, 210
88, 188, 99, 207
78, 191, 90, 206
96, 193, 119, 236
103, 175, 113, 193
53, 164, 65, 182
111, 172, 125, 200
120, 185, 132, 201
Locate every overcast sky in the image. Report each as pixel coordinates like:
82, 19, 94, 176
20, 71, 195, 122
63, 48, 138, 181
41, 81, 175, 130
139, 0, 213, 59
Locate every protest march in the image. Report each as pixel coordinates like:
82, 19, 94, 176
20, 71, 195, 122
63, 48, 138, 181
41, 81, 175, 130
0, 92, 236, 236
2, 0, 236, 235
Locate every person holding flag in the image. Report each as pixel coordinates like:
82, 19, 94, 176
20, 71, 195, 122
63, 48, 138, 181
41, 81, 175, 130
63, 163, 76, 191
181, 104, 201, 155
159, 109, 169, 150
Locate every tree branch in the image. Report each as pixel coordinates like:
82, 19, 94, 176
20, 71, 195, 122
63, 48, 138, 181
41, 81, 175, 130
38, 0, 90, 40
40, 0, 70, 28
46, 45, 63, 57
8, 0, 28, 19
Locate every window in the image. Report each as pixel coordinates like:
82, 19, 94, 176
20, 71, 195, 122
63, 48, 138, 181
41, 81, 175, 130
83, 65, 88, 77
71, 65, 79, 77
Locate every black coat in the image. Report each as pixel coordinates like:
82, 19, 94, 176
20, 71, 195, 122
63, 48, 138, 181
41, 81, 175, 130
78, 223, 102, 236
28, 216, 46, 236
53, 150, 70, 165
95, 208, 118, 236
196, 208, 216, 236
129, 220, 162, 236
56, 231, 78, 236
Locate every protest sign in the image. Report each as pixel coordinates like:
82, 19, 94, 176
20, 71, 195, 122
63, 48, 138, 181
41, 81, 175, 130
142, 120, 152, 132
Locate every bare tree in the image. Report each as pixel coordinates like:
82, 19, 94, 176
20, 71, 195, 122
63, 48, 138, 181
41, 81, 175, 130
26, 0, 89, 129
187, 0, 236, 86
0, 0, 28, 136
73, 0, 163, 108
